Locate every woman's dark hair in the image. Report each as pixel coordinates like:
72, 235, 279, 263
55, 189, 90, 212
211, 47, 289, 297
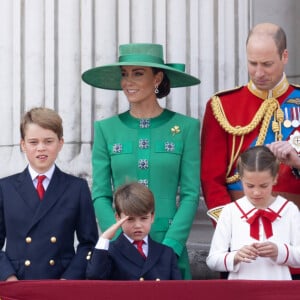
152, 68, 171, 98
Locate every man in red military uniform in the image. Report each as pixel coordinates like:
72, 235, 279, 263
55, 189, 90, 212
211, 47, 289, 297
201, 22, 300, 279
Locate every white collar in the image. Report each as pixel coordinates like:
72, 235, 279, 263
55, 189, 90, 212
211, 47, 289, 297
28, 164, 56, 181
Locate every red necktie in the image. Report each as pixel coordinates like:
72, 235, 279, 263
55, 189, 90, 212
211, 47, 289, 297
134, 240, 146, 259
247, 209, 278, 240
36, 175, 46, 200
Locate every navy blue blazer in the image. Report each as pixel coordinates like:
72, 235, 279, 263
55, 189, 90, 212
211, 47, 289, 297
0, 166, 98, 280
86, 233, 182, 280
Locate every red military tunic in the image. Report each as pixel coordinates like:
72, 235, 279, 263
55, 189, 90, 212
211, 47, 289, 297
201, 76, 300, 222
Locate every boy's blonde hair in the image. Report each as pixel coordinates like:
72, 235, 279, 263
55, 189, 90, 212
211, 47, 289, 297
114, 182, 155, 217
20, 107, 63, 140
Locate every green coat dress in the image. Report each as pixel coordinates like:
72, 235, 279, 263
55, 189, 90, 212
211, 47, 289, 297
92, 109, 200, 279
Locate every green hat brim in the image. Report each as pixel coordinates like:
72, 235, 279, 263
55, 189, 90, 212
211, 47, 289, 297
82, 62, 200, 90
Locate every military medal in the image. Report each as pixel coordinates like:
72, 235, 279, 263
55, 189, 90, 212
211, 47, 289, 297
291, 107, 299, 128
283, 107, 292, 128
289, 130, 300, 153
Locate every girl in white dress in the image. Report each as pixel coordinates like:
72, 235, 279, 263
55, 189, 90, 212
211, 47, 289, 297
206, 145, 300, 280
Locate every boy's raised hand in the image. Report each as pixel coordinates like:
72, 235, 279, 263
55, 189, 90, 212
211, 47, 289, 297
101, 216, 129, 240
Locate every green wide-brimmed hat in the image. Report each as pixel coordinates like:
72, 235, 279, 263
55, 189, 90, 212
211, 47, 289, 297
81, 43, 200, 90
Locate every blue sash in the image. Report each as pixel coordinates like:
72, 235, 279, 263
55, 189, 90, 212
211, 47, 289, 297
228, 88, 300, 191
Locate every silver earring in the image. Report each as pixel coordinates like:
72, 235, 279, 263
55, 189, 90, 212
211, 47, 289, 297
154, 84, 159, 94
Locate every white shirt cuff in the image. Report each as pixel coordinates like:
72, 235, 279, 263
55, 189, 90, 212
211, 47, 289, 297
95, 236, 110, 250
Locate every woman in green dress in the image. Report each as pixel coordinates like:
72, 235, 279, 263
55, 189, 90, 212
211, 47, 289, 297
82, 43, 201, 279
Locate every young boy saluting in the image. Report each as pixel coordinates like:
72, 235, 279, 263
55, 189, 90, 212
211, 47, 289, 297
0, 107, 98, 281
86, 182, 182, 280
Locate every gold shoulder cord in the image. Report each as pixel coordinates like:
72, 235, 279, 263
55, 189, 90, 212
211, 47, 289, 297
211, 95, 284, 183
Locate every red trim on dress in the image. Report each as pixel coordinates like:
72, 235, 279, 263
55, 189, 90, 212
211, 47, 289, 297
283, 244, 289, 264
224, 252, 230, 272
234, 199, 289, 240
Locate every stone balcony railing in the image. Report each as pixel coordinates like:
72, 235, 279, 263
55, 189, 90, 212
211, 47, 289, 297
187, 198, 218, 280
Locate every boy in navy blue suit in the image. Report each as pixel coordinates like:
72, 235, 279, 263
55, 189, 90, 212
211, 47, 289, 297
0, 107, 98, 281
86, 182, 182, 280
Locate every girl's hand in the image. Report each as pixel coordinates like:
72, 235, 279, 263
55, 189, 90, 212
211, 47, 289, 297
234, 244, 259, 265
253, 241, 278, 260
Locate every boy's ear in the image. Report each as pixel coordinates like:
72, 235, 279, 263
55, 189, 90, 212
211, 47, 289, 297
151, 212, 155, 223
20, 139, 25, 152
115, 213, 120, 221
58, 138, 64, 151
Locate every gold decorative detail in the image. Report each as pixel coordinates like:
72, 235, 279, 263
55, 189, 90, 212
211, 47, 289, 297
290, 83, 300, 89
248, 77, 289, 99
214, 86, 243, 96
49, 259, 55, 266
226, 173, 240, 184
171, 125, 180, 136
207, 206, 225, 223
50, 236, 57, 243
86, 251, 92, 260
24, 260, 31, 267
287, 98, 300, 105
212, 95, 283, 184
276, 108, 284, 122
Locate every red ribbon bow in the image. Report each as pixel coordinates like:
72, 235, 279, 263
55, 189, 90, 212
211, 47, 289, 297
247, 209, 278, 240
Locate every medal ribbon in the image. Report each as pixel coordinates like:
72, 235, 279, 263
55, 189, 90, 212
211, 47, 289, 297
228, 89, 300, 191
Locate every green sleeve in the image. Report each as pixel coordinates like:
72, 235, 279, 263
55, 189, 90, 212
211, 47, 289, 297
92, 121, 116, 232
163, 118, 200, 256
